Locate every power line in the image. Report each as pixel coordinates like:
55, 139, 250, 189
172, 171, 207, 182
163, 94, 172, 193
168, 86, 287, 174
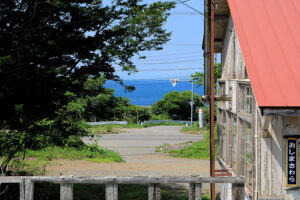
131, 54, 202, 62
177, 0, 230, 30
131, 59, 203, 66
133, 51, 201, 58
108, 77, 192, 81
164, 43, 202, 46
170, 12, 201, 15
114, 67, 203, 72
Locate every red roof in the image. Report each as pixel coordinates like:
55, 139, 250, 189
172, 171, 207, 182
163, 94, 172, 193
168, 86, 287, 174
228, 0, 300, 107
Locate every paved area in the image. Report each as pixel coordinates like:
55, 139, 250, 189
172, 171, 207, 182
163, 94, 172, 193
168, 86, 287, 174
47, 126, 219, 181
83, 126, 204, 156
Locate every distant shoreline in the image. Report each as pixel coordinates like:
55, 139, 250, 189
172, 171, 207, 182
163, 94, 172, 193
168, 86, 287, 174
105, 80, 204, 106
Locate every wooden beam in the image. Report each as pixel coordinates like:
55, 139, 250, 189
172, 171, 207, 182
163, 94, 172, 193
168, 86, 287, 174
1, 176, 245, 184
148, 183, 161, 200
262, 108, 300, 116
195, 183, 202, 200
24, 179, 34, 200
232, 183, 245, 200
60, 183, 73, 200
106, 184, 118, 200
189, 183, 195, 200
202, 95, 232, 103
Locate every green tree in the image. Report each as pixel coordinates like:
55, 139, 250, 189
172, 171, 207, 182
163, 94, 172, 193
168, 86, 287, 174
81, 76, 136, 122
152, 91, 204, 120
190, 63, 221, 127
0, 0, 175, 170
191, 63, 222, 88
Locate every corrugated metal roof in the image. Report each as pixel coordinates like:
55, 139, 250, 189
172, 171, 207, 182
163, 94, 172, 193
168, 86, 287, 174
227, 0, 300, 107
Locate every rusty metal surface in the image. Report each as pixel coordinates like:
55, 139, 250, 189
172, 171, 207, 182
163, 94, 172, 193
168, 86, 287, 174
210, 0, 216, 200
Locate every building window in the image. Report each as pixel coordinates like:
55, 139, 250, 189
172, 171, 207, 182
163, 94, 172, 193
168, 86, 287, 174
240, 85, 252, 114
245, 87, 252, 114
218, 82, 225, 96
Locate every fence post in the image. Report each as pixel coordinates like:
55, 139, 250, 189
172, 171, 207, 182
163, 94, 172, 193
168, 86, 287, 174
20, 178, 25, 200
60, 183, 73, 200
24, 179, 34, 200
148, 183, 161, 200
195, 183, 202, 200
232, 183, 244, 200
155, 184, 161, 200
189, 183, 195, 200
106, 184, 118, 200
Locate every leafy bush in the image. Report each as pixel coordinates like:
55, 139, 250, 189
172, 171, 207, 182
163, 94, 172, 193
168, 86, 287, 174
64, 135, 85, 148
149, 114, 170, 120
152, 91, 204, 120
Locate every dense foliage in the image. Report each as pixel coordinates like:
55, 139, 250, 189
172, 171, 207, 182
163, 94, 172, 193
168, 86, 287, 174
0, 0, 174, 170
152, 91, 204, 120
191, 63, 222, 88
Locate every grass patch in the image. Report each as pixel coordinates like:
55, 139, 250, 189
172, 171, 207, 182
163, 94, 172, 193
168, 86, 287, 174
181, 122, 207, 135
158, 131, 217, 160
7, 159, 49, 176
89, 123, 188, 134
24, 145, 123, 163
89, 124, 143, 134
181, 126, 207, 135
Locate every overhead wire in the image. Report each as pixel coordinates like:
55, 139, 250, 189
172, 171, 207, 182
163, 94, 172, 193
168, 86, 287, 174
114, 67, 203, 72
0, 1, 230, 35
177, 0, 231, 31
133, 51, 201, 58
132, 60, 202, 65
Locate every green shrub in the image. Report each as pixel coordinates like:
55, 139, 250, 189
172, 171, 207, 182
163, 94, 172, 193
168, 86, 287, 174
106, 125, 113, 132
64, 135, 85, 148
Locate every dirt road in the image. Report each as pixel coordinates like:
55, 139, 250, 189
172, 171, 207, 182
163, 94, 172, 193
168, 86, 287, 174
84, 126, 204, 156
46, 126, 218, 178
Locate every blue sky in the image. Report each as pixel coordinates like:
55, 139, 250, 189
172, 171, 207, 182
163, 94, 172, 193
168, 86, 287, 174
115, 0, 205, 81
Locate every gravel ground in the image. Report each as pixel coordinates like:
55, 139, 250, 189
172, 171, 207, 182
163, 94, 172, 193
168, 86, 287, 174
46, 126, 220, 191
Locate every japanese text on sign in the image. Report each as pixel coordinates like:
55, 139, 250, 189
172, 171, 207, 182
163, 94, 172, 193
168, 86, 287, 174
287, 138, 298, 186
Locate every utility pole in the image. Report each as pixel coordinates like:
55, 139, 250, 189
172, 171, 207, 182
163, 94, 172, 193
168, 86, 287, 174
136, 106, 139, 125
210, 0, 216, 199
190, 80, 194, 128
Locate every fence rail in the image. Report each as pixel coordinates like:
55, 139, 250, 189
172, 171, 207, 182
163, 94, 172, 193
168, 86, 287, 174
87, 121, 128, 125
141, 120, 191, 125
0, 176, 245, 200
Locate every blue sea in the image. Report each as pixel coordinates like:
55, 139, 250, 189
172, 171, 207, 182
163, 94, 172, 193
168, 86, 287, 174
105, 80, 204, 106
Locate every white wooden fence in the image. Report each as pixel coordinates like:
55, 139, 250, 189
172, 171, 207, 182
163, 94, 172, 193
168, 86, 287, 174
0, 176, 245, 200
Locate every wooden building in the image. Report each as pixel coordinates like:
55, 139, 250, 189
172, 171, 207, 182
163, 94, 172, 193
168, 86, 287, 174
203, 0, 300, 199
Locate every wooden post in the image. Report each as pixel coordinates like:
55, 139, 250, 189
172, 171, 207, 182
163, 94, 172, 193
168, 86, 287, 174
148, 183, 155, 200
189, 183, 195, 200
106, 184, 118, 200
195, 183, 202, 200
155, 184, 161, 200
60, 183, 73, 200
24, 179, 34, 200
113, 184, 118, 200
20, 179, 25, 200
148, 183, 160, 200
232, 183, 244, 200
